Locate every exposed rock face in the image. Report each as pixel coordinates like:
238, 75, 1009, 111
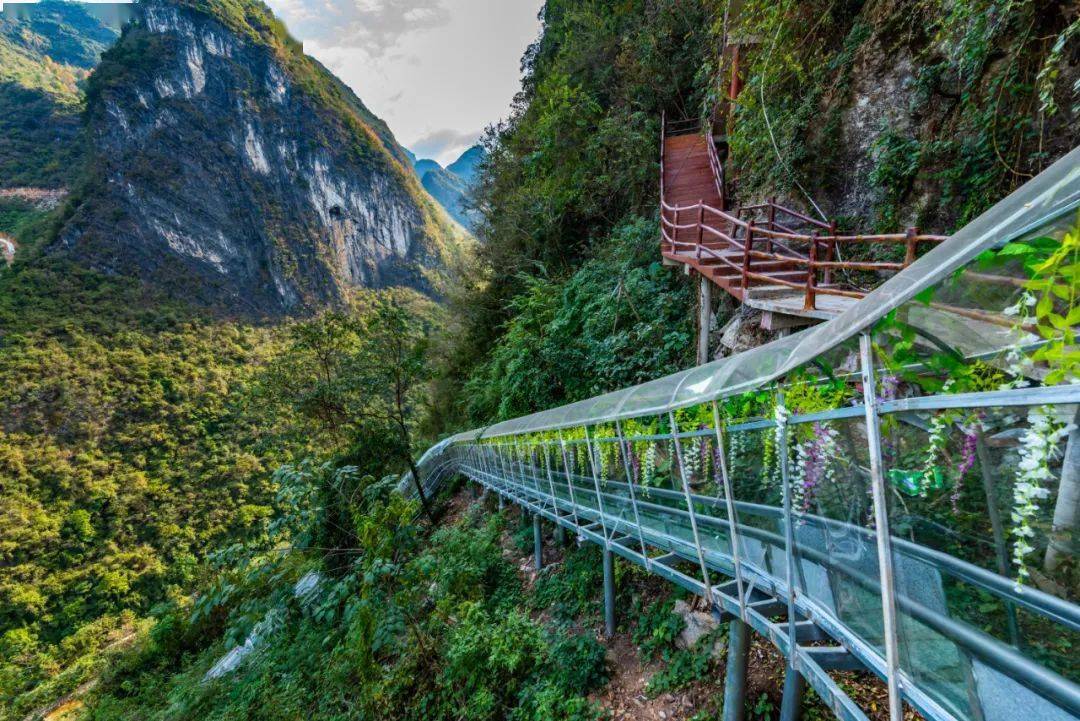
55, 0, 467, 316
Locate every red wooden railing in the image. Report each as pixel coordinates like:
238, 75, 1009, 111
659, 115, 949, 311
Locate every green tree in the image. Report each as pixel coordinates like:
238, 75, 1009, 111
263, 291, 437, 520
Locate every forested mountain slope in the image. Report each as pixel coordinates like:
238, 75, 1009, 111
1, 0, 1076, 720
437, 0, 1079, 430
0, 1, 122, 188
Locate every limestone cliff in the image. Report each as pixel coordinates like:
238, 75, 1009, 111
53, 0, 470, 315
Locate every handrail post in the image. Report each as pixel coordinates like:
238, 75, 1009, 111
696, 200, 704, 259
516, 438, 544, 507
615, 419, 652, 572
542, 443, 563, 522
766, 196, 776, 253
824, 221, 837, 286
583, 426, 611, 545
860, 332, 904, 721
904, 226, 918, 267
710, 401, 745, 618
557, 430, 583, 532
669, 412, 714, 608
804, 234, 818, 311
674, 204, 681, 252
776, 389, 807, 721
741, 220, 754, 299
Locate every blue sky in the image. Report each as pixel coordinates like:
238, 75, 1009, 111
263, 0, 544, 166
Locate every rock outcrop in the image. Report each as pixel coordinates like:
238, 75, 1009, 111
53, 0, 470, 316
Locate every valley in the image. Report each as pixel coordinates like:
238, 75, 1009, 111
0, 1, 1076, 720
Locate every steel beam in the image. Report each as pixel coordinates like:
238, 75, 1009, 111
860, 332, 903, 721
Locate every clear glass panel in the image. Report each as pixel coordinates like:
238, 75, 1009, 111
885, 401, 1079, 720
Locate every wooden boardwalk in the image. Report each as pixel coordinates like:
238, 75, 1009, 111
658, 121, 945, 325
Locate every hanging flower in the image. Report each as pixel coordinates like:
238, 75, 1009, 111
773, 403, 789, 496
1011, 406, 1072, 590
879, 374, 900, 402
792, 422, 840, 513
686, 436, 702, 481
642, 442, 657, 489
951, 424, 979, 514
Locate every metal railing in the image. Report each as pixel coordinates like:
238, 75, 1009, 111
414, 351, 1080, 721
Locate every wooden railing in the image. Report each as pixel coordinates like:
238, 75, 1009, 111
660, 116, 949, 311
660, 198, 948, 310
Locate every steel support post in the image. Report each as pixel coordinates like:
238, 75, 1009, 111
615, 419, 652, 571
780, 665, 806, 721
711, 401, 746, 616
777, 390, 803, 719
722, 617, 750, 721
860, 332, 903, 721
534, 513, 543, 572
603, 547, 616, 638
669, 411, 714, 606
698, 273, 713, 365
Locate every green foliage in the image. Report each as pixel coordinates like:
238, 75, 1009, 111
645, 644, 714, 696
0, 2, 120, 187
460, 218, 693, 424
83, 497, 606, 721
631, 597, 684, 662
437, 0, 711, 430
725, 0, 1075, 230
868, 130, 922, 230
531, 544, 604, 622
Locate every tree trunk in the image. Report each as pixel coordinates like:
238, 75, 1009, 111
407, 453, 436, 524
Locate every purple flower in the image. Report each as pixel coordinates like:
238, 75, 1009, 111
951, 429, 978, 514
880, 374, 899, 402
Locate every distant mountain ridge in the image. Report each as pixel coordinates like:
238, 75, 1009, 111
0, 1, 122, 187
447, 144, 483, 186
408, 144, 484, 232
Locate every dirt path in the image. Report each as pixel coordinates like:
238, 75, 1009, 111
0, 187, 68, 209
592, 632, 711, 721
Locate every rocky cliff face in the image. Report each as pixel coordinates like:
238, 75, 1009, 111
723, 0, 1079, 234
54, 0, 468, 316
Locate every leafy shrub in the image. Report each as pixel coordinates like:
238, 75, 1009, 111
646, 645, 713, 696
512, 680, 605, 721
631, 598, 684, 661
547, 625, 609, 694
531, 544, 603, 621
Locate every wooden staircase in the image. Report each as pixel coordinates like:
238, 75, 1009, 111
659, 118, 948, 324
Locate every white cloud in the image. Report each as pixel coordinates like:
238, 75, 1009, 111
270, 0, 451, 56
410, 128, 481, 163
265, 0, 543, 166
